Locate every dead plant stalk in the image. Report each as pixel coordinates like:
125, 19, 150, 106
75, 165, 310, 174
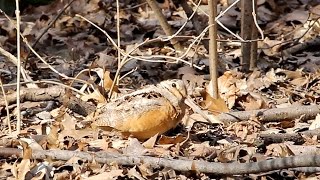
15, 0, 21, 133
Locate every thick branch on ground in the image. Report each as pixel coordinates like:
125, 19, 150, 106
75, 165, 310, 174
259, 128, 320, 145
282, 36, 320, 56
217, 105, 320, 123
2, 86, 320, 121
1, 148, 320, 175
1, 86, 64, 105
0, 86, 94, 116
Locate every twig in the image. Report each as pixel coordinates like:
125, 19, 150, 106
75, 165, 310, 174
250, 0, 258, 70
259, 128, 320, 145
180, 0, 209, 51
76, 14, 204, 100
208, 0, 218, 98
2, 11, 70, 80
145, 0, 182, 52
184, 97, 213, 124
0, 85, 93, 116
2, 80, 86, 96
282, 36, 320, 56
240, 0, 253, 72
1, 148, 320, 174
216, 0, 243, 41
116, 0, 121, 85
251, 0, 264, 40
119, 67, 138, 81
161, 0, 200, 43
0, 40, 36, 88
15, 0, 21, 133
25, 0, 75, 61
217, 104, 320, 123
31, 0, 75, 49
76, 15, 205, 70
0, 78, 11, 133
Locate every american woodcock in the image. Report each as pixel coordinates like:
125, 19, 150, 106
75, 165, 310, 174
93, 79, 187, 139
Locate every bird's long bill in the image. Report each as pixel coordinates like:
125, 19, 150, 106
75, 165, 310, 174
184, 97, 223, 124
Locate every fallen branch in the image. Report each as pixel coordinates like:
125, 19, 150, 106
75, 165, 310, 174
217, 104, 320, 122
2, 86, 320, 121
259, 128, 320, 145
0, 86, 94, 116
1, 148, 320, 175
282, 36, 320, 56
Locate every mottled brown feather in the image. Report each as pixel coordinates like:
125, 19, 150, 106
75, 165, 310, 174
93, 79, 187, 139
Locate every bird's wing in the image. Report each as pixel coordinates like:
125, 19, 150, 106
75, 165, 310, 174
93, 92, 178, 133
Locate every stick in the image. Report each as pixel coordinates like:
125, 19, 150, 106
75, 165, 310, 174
1, 148, 320, 175
217, 104, 320, 122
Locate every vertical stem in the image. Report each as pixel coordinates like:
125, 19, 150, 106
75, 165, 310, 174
15, 0, 21, 133
208, 0, 218, 98
0, 79, 12, 134
116, 0, 121, 85
240, 0, 253, 72
250, 0, 258, 70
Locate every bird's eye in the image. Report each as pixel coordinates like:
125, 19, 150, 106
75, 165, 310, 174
171, 83, 177, 88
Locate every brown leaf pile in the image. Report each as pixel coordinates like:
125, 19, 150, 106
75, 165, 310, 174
1, 0, 320, 179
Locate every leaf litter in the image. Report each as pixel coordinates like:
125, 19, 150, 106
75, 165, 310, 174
1, 0, 320, 179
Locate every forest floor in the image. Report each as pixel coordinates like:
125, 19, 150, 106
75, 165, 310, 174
1, 0, 320, 179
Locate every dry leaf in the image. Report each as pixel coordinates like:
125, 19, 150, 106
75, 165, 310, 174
158, 134, 186, 145
86, 170, 123, 180
309, 114, 320, 130
142, 133, 158, 149
103, 71, 119, 93
201, 91, 229, 115
81, 88, 106, 103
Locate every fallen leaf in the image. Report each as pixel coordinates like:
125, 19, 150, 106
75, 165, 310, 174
201, 91, 229, 115
142, 133, 158, 149
158, 134, 186, 145
309, 114, 320, 130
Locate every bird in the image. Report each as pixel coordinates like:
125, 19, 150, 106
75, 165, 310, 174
92, 79, 187, 140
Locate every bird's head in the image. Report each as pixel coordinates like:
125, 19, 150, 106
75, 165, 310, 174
158, 79, 187, 101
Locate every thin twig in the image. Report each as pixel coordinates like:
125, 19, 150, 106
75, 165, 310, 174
76, 14, 204, 70
76, 14, 204, 99
0, 46, 33, 85
25, 0, 75, 61
145, 0, 182, 51
2, 80, 86, 96
2, 12, 70, 80
31, 0, 75, 49
0, 78, 11, 133
161, 0, 202, 43
208, 0, 218, 98
15, 0, 21, 133
251, 0, 264, 40
116, 0, 121, 85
